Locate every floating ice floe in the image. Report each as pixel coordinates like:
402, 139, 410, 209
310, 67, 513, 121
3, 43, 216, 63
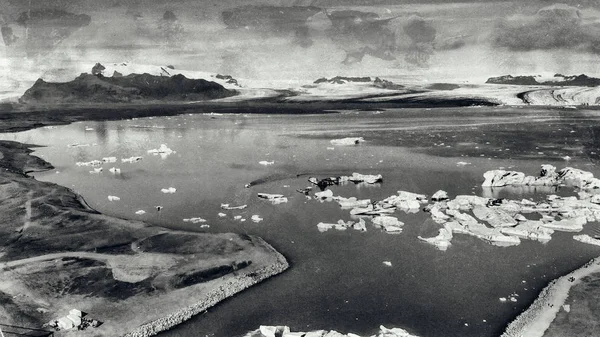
121, 156, 143, 163
258, 160, 274, 166
573, 234, 600, 246
102, 157, 117, 163
418, 226, 453, 251
161, 187, 177, 194
383, 261, 393, 267
379, 191, 428, 210
218, 212, 227, 217
330, 137, 365, 146
221, 203, 247, 210
108, 195, 120, 201
431, 190, 449, 202
251, 215, 263, 223
335, 196, 371, 209
109, 167, 121, 174
482, 164, 600, 189
456, 161, 471, 166
200, 224, 210, 228
135, 210, 146, 215
148, 144, 175, 158
183, 217, 207, 224
234, 215, 242, 220
372, 216, 404, 233
89, 167, 103, 174
67, 143, 90, 148
317, 219, 367, 232
76, 160, 103, 167
257, 193, 288, 204
340, 173, 383, 184
248, 324, 420, 337
315, 190, 334, 200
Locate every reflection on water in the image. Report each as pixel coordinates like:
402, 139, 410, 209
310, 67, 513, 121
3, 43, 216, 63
2, 108, 600, 337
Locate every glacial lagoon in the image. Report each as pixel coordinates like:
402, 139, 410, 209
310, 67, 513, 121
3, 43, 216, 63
3, 107, 600, 337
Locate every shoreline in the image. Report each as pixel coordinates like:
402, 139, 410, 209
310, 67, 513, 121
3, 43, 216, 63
502, 257, 600, 337
124, 237, 289, 337
0, 115, 290, 336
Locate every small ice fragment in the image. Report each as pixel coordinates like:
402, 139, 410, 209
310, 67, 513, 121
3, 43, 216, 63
109, 167, 121, 174
121, 156, 143, 163
456, 162, 471, 166
383, 261, 392, 267
327, 147, 335, 150
499, 297, 507, 302
563, 304, 571, 312
183, 217, 207, 224
148, 144, 175, 156
431, 190, 449, 201
161, 187, 177, 194
200, 224, 210, 228
85, 126, 94, 131
108, 195, 120, 201
259, 160, 274, 166
218, 212, 227, 217
221, 204, 247, 210
234, 215, 242, 220
315, 190, 334, 199
102, 157, 117, 163
562, 156, 572, 161
330, 137, 365, 146
89, 167, 103, 174
135, 210, 146, 215
251, 215, 263, 223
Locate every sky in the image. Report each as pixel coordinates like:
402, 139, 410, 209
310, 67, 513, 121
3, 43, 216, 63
2, 0, 600, 97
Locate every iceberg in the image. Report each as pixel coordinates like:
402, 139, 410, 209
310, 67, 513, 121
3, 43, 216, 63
573, 234, 600, 246
257, 193, 288, 204
161, 187, 177, 194
121, 156, 143, 163
330, 137, 365, 146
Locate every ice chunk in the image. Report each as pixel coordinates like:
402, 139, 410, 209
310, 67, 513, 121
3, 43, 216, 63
330, 137, 364, 146
135, 210, 146, 215
472, 206, 517, 227
482, 170, 525, 187
218, 212, 227, 217
418, 226, 453, 251
431, 190, 449, 202
383, 261, 392, 267
148, 144, 174, 155
108, 167, 121, 174
456, 161, 471, 166
259, 160, 274, 166
161, 187, 177, 194
340, 172, 382, 184
121, 156, 143, 163
234, 215, 242, 220
573, 234, 600, 246
102, 157, 117, 163
257, 193, 288, 204
108, 195, 120, 201
372, 216, 404, 233
183, 217, 207, 224
352, 218, 367, 231
221, 204, 247, 210
541, 216, 586, 232
76, 160, 103, 167
89, 167, 103, 174
315, 190, 334, 199
335, 196, 371, 209
251, 215, 263, 223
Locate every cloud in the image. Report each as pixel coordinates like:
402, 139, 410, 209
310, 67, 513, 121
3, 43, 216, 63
491, 3, 600, 53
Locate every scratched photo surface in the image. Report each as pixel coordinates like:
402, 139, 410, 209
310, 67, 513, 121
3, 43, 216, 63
1, 1, 600, 337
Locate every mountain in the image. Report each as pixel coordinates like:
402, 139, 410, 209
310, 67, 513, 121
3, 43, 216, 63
19, 73, 237, 104
486, 74, 600, 87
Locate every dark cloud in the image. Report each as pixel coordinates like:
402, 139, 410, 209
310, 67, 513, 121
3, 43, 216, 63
403, 15, 436, 67
492, 4, 600, 53
325, 10, 398, 64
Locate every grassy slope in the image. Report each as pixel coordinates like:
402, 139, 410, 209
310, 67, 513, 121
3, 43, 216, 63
0, 138, 288, 336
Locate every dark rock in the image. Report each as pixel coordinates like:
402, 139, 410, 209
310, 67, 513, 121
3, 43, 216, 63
19, 73, 237, 104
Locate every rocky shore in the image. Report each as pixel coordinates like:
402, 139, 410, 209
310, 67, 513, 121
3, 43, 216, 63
502, 257, 600, 337
124, 243, 288, 337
